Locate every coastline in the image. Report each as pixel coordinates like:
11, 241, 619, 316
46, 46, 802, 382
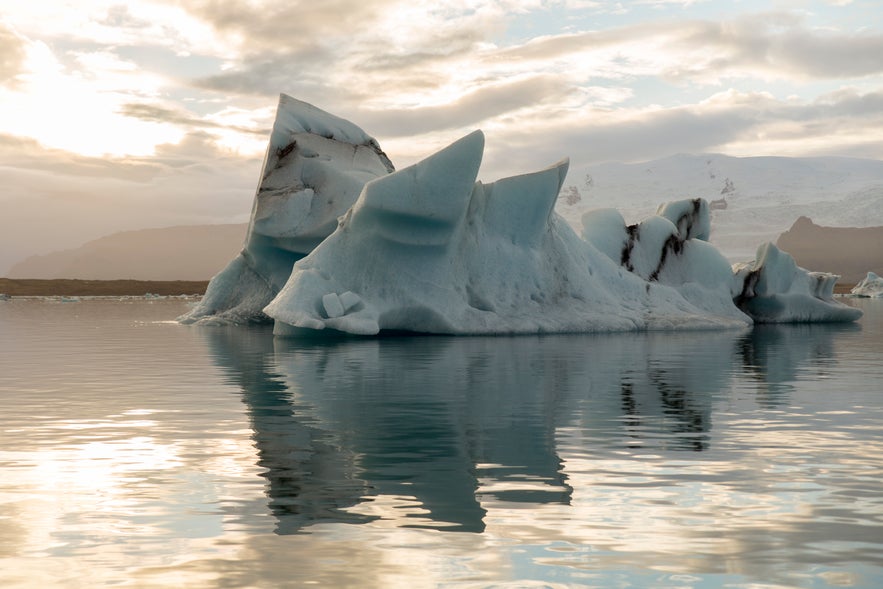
0, 277, 856, 297
0, 278, 208, 297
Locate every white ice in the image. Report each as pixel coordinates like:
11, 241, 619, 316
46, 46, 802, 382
183, 95, 862, 334
851, 272, 883, 297
732, 243, 861, 323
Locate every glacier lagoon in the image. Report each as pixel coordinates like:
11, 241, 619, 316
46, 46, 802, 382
1, 297, 882, 588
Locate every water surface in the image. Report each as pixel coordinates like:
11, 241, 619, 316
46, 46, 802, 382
1, 298, 882, 588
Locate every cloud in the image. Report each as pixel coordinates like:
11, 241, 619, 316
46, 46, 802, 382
178, 0, 392, 55
480, 103, 750, 177
767, 28, 883, 78
6, 1, 232, 57
188, 0, 507, 102
813, 87, 883, 117
119, 102, 269, 137
196, 51, 338, 101
489, 28, 626, 62
485, 13, 883, 83
183, 3, 883, 160
352, 74, 578, 137
468, 87, 883, 182
665, 13, 883, 81
0, 24, 26, 86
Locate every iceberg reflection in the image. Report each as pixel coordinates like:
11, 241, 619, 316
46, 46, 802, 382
738, 322, 860, 405
201, 322, 852, 535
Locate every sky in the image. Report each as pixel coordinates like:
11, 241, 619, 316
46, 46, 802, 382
1, 0, 882, 274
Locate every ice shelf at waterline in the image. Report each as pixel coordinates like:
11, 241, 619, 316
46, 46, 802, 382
180, 95, 861, 334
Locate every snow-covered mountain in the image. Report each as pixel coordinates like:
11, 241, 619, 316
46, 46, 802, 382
556, 154, 883, 262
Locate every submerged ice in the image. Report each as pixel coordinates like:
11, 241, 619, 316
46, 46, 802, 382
181, 95, 861, 334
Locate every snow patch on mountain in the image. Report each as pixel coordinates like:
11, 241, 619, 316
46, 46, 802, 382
557, 154, 883, 262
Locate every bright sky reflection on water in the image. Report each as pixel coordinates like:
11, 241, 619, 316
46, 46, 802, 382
1, 298, 882, 588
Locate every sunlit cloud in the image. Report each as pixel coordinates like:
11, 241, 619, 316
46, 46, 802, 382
5, 1, 229, 56
0, 34, 181, 156
0, 23, 27, 86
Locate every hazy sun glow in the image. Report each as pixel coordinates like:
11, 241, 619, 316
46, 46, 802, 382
0, 38, 184, 156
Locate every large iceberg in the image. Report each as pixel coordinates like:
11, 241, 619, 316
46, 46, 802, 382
182, 95, 861, 334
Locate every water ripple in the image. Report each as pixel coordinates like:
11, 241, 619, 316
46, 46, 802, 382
1, 298, 882, 588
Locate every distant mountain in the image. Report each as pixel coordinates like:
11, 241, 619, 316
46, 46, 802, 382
10, 154, 883, 281
776, 217, 883, 284
8, 224, 248, 280
556, 153, 883, 262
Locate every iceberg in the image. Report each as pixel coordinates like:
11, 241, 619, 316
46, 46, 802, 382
183, 95, 862, 334
851, 272, 883, 297
733, 243, 861, 323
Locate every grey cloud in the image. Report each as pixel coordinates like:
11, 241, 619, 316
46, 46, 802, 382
489, 13, 883, 82
178, 0, 392, 103
489, 29, 627, 63
357, 25, 489, 71
188, 0, 496, 103
195, 41, 478, 109
813, 89, 883, 117
172, 3, 870, 96
121, 102, 213, 126
664, 14, 883, 80
486, 107, 751, 176
353, 74, 577, 137
119, 102, 269, 137
197, 52, 334, 99
478, 89, 883, 180
178, 0, 392, 54
772, 29, 883, 78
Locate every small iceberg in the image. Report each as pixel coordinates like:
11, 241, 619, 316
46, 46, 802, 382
851, 272, 883, 298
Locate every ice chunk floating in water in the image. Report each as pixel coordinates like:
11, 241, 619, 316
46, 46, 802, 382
182, 95, 861, 333
851, 272, 883, 297
732, 243, 861, 323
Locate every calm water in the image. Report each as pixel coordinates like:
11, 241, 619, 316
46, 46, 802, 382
1, 298, 882, 588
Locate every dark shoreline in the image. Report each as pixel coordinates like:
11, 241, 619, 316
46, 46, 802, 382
0, 278, 209, 297
0, 277, 857, 297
